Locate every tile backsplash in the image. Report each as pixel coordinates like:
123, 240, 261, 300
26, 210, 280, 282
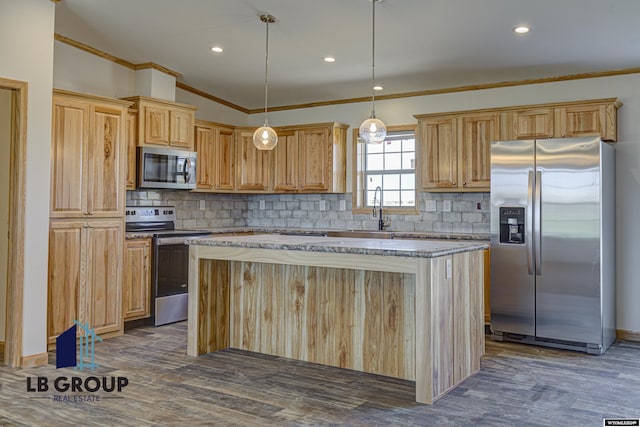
127, 190, 490, 234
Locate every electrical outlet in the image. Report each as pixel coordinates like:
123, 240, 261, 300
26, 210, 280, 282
259, 200, 265, 210
425, 200, 436, 212
339, 200, 346, 211
443, 200, 452, 212
199, 200, 206, 210
319, 200, 327, 211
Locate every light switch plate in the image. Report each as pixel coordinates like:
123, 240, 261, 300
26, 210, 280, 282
339, 200, 346, 211
446, 258, 452, 279
259, 200, 265, 210
319, 200, 327, 211
199, 200, 206, 210
443, 200, 452, 212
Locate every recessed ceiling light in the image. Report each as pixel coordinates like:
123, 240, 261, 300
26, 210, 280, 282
210, 46, 223, 53
373, 85, 383, 91
513, 26, 530, 34
324, 56, 336, 63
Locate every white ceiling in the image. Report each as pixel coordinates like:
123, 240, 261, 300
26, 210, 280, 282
54, 0, 640, 110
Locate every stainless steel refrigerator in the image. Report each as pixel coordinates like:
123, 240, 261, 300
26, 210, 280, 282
490, 136, 615, 354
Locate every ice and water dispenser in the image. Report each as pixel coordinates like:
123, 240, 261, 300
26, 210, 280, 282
499, 207, 525, 244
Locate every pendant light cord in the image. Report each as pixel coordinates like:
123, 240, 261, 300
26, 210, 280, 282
370, 0, 376, 118
262, 15, 275, 126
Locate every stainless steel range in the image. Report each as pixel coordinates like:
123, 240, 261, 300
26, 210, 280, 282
125, 206, 211, 326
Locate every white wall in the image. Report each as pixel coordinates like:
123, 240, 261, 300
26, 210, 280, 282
53, 41, 135, 98
51, 29, 640, 334
0, 0, 55, 357
0, 88, 10, 342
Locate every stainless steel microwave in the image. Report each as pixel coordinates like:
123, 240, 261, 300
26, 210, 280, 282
137, 147, 197, 190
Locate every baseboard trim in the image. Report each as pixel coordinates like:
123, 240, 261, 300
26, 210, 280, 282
616, 329, 640, 342
21, 352, 48, 368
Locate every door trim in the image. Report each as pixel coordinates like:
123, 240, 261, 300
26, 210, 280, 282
0, 77, 27, 368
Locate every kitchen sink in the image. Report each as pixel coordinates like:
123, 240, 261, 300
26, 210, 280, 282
325, 230, 393, 239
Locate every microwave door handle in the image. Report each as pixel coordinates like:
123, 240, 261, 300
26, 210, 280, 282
183, 158, 191, 183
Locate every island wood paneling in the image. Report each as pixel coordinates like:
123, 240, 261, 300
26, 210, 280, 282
190, 244, 484, 405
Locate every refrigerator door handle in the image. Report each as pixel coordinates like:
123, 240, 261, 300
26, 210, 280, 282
535, 170, 542, 276
527, 171, 534, 275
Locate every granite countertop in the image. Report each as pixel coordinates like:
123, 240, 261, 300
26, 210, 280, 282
186, 233, 488, 258
126, 227, 490, 242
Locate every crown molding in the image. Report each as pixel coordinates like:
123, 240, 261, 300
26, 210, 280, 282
55, 33, 640, 115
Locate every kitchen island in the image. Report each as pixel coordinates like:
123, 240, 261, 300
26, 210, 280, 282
186, 234, 487, 404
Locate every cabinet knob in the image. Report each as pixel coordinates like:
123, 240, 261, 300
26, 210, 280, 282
452, 182, 457, 186
463, 181, 467, 186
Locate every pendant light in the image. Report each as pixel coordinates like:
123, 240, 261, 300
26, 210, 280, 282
253, 14, 278, 150
359, 0, 387, 144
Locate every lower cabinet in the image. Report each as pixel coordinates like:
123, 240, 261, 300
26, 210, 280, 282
47, 219, 123, 344
123, 238, 151, 321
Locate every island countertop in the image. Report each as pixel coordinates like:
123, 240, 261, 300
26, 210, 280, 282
185, 233, 488, 258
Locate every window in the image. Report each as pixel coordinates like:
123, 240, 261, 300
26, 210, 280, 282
353, 125, 418, 214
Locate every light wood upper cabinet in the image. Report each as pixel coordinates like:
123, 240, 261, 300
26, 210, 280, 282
416, 98, 620, 192
499, 99, 621, 141
273, 122, 348, 193
123, 238, 151, 321
459, 114, 497, 189
195, 124, 214, 190
194, 120, 235, 192
273, 129, 299, 191
125, 110, 138, 190
51, 90, 129, 218
417, 117, 458, 190
554, 102, 619, 141
500, 108, 554, 140
236, 128, 271, 192
298, 126, 332, 192
123, 96, 197, 150
48, 219, 123, 343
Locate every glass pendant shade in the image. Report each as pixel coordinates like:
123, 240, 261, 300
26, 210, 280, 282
360, 0, 386, 145
253, 124, 278, 150
359, 115, 387, 144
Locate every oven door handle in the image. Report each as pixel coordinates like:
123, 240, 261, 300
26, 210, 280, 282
156, 235, 208, 245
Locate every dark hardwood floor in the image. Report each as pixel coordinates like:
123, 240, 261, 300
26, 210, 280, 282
0, 322, 639, 426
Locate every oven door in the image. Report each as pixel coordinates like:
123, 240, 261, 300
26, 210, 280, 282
153, 236, 191, 326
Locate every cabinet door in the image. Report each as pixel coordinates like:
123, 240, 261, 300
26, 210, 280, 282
273, 129, 299, 191
142, 105, 170, 145
299, 127, 331, 192
169, 109, 194, 149
554, 104, 607, 139
419, 118, 458, 189
125, 111, 138, 190
50, 98, 89, 217
236, 130, 271, 191
215, 127, 235, 190
123, 238, 151, 321
459, 114, 497, 190
195, 125, 215, 190
87, 105, 125, 216
85, 220, 123, 336
510, 108, 554, 139
48, 221, 84, 343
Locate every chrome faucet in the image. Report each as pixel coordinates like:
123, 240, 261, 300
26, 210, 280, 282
372, 186, 389, 231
